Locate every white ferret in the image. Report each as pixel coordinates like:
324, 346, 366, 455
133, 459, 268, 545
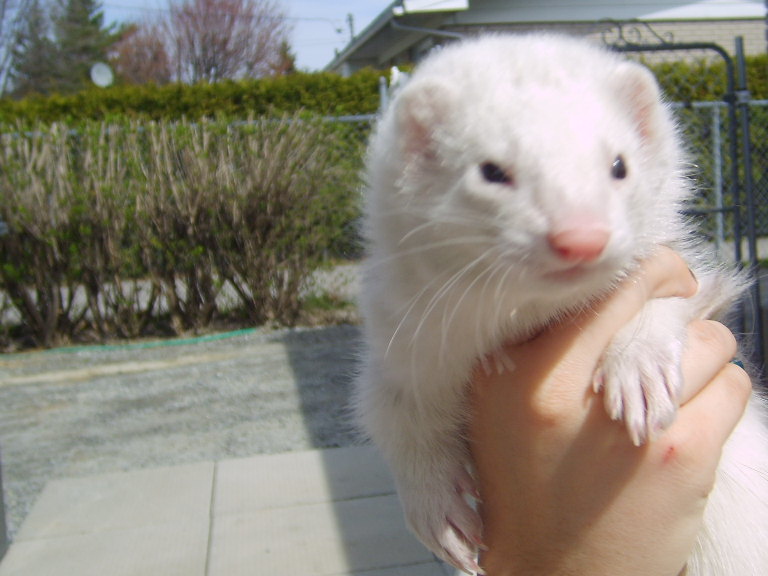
355, 34, 768, 575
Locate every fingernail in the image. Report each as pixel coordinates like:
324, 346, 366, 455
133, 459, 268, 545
686, 266, 699, 296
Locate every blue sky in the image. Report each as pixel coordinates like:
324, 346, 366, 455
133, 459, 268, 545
101, 0, 389, 71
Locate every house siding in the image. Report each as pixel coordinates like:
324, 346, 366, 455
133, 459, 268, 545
328, 1, 766, 73
448, 19, 765, 56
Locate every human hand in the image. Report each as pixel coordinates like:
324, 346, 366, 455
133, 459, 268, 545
469, 248, 752, 576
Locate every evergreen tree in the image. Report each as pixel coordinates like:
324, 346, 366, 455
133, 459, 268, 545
11, 0, 119, 95
271, 40, 296, 76
10, 0, 57, 96
52, 0, 118, 93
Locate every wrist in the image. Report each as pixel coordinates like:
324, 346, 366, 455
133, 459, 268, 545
479, 543, 689, 576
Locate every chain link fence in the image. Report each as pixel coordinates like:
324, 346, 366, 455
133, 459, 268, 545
610, 44, 742, 244
750, 101, 768, 236
608, 32, 765, 365
0, 86, 764, 348
668, 100, 768, 241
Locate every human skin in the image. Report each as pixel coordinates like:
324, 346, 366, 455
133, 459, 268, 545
469, 248, 752, 576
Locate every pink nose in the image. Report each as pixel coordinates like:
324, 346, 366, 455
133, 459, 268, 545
547, 228, 610, 262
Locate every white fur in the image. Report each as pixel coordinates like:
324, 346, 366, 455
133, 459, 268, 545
355, 34, 768, 575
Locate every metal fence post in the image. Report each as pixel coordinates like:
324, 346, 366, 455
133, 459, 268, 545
735, 36, 765, 370
0, 214, 7, 561
712, 104, 725, 251
0, 449, 7, 562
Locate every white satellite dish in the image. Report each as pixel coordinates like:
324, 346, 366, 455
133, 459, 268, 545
90, 62, 114, 87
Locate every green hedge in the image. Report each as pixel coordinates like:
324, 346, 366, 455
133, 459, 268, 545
1, 54, 763, 125
0, 69, 383, 125
650, 54, 768, 104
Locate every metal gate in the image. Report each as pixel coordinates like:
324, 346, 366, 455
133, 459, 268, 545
602, 21, 765, 370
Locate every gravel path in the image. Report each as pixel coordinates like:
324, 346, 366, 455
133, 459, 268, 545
0, 323, 362, 539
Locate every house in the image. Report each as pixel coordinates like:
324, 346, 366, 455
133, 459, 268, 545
326, 0, 766, 75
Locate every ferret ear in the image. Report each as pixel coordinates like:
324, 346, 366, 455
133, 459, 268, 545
612, 62, 666, 146
393, 78, 456, 160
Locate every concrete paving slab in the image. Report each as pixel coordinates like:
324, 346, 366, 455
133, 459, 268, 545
215, 445, 395, 514
337, 562, 451, 576
0, 522, 208, 576
15, 462, 214, 540
0, 447, 456, 576
207, 493, 434, 576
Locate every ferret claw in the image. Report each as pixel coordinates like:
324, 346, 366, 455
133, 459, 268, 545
481, 348, 516, 377
455, 465, 481, 500
442, 542, 485, 576
399, 464, 485, 576
598, 336, 683, 445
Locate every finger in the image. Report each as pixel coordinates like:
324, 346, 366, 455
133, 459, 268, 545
514, 247, 697, 365
573, 247, 696, 352
678, 320, 738, 406
674, 361, 752, 463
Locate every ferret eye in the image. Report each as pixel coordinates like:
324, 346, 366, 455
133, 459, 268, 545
480, 162, 513, 185
611, 155, 627, 180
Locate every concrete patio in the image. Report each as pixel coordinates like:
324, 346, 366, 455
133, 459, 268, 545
0, 445, 454, 576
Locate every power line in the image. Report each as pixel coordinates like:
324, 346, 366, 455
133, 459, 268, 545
102, 2, 168, 14
103, 3, 348, 30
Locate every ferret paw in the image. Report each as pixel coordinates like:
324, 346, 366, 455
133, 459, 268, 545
400, 466, 485, 575
479, 347, 516, 376
594, 337, 684, 445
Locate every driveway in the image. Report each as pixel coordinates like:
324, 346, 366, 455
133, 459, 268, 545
0, 323, 361, 539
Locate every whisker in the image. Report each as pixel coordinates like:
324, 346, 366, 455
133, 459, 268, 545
385, 268, 454, 357
467, 260, 504, 368
371, 237, 493, 268
493, 254, 516, 303
410, 255, 488, 349
441, 248, 503, 336
397, 218, 440, 246
439, 253, 502, 365
374, 206, 494, 229
482, 258, 516, 353
382, 237, 496, 358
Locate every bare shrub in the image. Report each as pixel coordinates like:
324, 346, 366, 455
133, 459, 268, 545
113, 21, 172, 85
211, 114, 358, 325
135, 120, 225, 334
0, 124, 87, 347
0, 288, 14, 349
76, 123, 160, 339
134, 114, 358, 328
0, 113, 363, 346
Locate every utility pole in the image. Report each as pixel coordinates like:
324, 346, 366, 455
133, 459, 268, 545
347, 13, 355, 41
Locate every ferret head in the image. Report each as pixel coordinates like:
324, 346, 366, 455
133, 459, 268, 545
365, 34, 690, 303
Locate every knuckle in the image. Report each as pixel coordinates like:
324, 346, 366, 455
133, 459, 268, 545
719, 362, 753, 403
688, 319, 737, 359
526, 379, 575, 428
646, 248, 697, 299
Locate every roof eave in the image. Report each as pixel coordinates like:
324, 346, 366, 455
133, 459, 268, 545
325, 1, 402, 72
